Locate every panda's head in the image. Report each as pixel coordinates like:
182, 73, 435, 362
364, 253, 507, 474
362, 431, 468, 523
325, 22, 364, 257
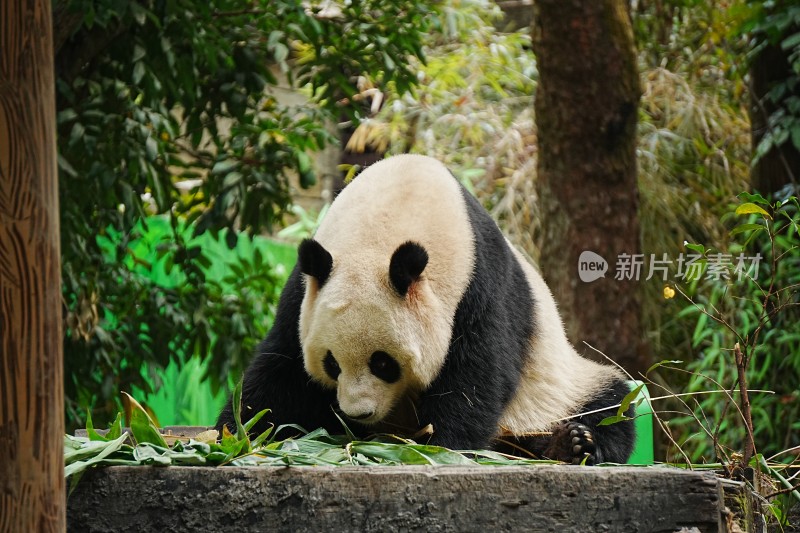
297, 237, 445, 426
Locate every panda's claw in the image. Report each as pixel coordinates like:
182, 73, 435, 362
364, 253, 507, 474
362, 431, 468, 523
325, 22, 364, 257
546, 421, 597, 465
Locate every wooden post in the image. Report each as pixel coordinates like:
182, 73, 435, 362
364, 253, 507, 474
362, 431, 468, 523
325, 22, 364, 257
0, 0, 65, 531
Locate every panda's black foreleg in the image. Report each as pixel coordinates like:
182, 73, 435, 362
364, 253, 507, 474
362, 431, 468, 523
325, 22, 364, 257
215, 267, 340, 439
415, 335, 518, 451
416, 378, 506, 451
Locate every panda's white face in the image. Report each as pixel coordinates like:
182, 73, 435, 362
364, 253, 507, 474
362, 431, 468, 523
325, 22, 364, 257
300, 284, 426, 425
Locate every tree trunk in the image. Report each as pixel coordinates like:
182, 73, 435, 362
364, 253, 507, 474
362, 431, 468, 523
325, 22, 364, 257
533, 0, 647, 374
0, 0, 65, 531
749, 39, 800, 195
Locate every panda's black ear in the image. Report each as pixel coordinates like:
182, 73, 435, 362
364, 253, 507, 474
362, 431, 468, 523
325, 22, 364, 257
389, 241, 429, 297
298, 239, 333, 287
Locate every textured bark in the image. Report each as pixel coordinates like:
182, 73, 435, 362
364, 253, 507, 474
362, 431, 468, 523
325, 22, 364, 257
0, 0, 65, 531
533, 0, 646, 374
749, 39, 800, 195
67, 465, 727, 532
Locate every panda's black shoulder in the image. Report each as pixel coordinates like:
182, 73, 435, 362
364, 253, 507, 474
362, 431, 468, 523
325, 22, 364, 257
448, 176, 535, 387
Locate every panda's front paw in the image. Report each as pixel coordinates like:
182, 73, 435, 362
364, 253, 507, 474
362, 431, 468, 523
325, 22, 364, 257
546, 422, 597, 465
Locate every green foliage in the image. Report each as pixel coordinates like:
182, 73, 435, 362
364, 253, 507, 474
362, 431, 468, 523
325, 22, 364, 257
632, 0, 751, 94
636, 65, 751, 356
133, 355, 229, 427
55, 0, 430, 429
632, 0, 800, 177
671, 194, 800, 463
375, 0, 537, 158
290, 0, 432, 111
63, 218, 289, 428
64, 392, 272, 490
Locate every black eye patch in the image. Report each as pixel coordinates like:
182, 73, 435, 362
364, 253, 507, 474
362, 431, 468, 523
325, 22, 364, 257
323, 351, 341, 380
369, 351, 401, 383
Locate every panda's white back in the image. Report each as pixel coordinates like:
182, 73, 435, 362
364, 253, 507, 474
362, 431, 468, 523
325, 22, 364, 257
499, 244, 623, 434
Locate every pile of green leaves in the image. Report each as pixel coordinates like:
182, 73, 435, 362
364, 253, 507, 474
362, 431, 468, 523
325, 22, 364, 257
65, 387, 555, 490
55, 0, 431, 429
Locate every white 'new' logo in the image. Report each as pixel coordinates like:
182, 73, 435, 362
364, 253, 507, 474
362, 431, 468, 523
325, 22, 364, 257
578, 251, 608, 283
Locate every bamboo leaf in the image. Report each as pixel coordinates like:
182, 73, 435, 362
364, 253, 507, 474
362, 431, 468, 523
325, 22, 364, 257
646, 359, 683, 375
105, 412, 124, 441
349, 442, 475, 465
133, 444, 172, 465
64, 433, 131, 478
598, 414, 633, 427
243, 408, 271, 433
617, 384, 644, 417
122, 391, 168, 448
684, 242, 706, 254
85, 411, 108, 442
230, 380, 249, 443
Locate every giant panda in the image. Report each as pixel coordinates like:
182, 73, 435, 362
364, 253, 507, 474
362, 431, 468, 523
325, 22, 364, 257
216, 154, 635, 464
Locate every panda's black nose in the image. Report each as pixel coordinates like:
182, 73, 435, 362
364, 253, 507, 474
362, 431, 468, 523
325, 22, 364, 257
347, 411, 374, 421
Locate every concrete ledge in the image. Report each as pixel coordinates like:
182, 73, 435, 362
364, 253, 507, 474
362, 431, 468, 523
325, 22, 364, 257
67, 465, 725, 532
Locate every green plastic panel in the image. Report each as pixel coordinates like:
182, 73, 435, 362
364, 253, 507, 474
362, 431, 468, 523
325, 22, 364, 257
627, 380, 655, 465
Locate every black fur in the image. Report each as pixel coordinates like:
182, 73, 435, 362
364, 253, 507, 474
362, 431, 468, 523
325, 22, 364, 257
298, 238, 333, 286
388, 241, 429, 296
565, 378, 636, 463
369, 351, 401, 383
323, 351, 341, 380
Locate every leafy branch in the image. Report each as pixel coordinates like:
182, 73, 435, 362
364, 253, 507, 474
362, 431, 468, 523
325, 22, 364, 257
653, 192, 800, 521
